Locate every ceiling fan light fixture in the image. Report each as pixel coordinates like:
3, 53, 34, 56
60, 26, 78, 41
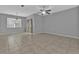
38, 5, 52, 16
42, 11, 46, 14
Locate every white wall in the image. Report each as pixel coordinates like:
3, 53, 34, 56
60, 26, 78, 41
33, 6, 79, 37
31, 14, 44, 33
44, 7, 79, 36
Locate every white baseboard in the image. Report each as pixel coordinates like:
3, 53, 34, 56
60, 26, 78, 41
47, 33, 79, 39
29, 32, 79, 39
53, 33, 79, 39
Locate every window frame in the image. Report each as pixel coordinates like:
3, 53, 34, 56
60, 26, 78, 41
7, 18, 22, 28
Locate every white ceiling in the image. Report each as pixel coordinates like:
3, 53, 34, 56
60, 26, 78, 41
0, 5, 78, 17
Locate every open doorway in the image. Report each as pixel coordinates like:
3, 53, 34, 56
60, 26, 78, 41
26, 19, 33, 33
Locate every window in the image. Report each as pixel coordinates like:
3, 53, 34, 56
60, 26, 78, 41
7, 18, 22, 28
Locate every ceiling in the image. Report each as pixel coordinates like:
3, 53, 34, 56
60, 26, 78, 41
0, 5, 78, 17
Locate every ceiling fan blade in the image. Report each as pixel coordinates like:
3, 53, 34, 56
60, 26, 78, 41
46, 9, 51, 11
46, 11, 51, 14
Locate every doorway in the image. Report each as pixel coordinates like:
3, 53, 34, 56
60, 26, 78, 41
26, 19, 33, 33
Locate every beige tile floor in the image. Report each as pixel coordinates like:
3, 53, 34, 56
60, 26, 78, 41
0, 33, 79, 54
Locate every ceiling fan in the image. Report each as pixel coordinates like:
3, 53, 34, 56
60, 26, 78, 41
38, 5, 53, 16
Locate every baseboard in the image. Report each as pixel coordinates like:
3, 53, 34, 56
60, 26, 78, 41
28, 32, 79, 39
46, 33, 79, 39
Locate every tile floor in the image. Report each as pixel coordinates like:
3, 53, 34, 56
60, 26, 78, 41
0, 33, 79, 54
